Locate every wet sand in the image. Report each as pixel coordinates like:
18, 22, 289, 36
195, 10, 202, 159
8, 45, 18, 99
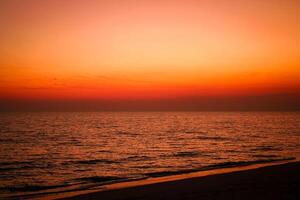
59, 161, 300, 200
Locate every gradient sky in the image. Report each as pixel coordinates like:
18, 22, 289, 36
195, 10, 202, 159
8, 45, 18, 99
0, 0, 299, 111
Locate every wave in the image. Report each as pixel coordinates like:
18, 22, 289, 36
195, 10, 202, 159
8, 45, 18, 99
3, 157, 295, 200
145, 157, 295, 178
117, 131, 138, 136
196, 135, 229, 141
0, 184, 68, 192
74, 176, 126, 184
69, 159, 120, 165
252, 154, 279, 158
184, 131, 207, 134
0, 161, 32, 166
251, 146, 283, 151
0, 166, 32, 172
160, 151, 211, 159
124, 155, 152, 161
173, 151, 201, 158
0, 161, 33, 172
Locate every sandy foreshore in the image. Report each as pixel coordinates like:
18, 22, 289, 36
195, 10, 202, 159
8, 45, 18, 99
57, 161, 300, 200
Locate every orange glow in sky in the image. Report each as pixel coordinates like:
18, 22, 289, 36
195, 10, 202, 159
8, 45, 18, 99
0, 0, 299, 110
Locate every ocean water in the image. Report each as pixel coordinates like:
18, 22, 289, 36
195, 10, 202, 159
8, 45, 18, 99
0, 112, 299, 199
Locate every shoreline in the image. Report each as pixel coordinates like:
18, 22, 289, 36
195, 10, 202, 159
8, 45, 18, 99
42, 158, 300, 200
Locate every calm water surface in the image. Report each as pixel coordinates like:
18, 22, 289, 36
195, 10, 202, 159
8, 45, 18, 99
0, 112, 299, 198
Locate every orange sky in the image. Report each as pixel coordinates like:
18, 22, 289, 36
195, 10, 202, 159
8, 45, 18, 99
0, 0, 299, 110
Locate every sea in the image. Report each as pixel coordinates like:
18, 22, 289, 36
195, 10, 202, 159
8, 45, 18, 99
0, 112, 299, 199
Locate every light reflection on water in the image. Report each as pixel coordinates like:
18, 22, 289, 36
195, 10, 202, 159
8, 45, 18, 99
0, 112, 299, 198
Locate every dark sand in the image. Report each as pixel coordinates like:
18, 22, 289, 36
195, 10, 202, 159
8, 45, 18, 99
60, 161, 300, 200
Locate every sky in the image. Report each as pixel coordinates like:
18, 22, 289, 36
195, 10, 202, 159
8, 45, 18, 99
0, 0, 299, 111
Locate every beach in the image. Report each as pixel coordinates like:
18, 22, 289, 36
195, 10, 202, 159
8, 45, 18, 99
60, 161, 300, 200
1, 0, 300, 199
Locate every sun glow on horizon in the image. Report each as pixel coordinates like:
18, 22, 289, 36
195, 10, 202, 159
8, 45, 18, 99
0, 0, 299, 105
